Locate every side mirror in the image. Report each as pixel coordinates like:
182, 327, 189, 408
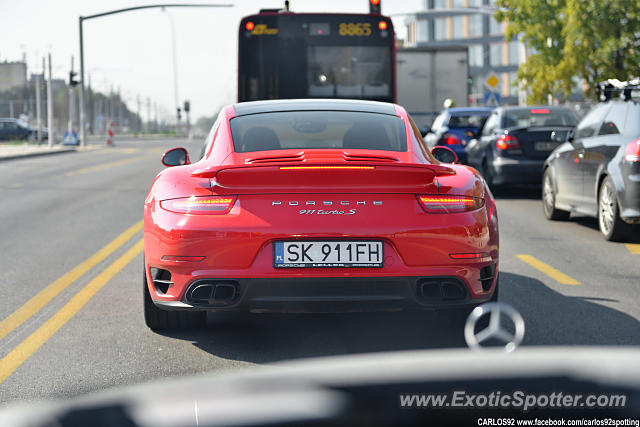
161, 147, 190, 167
431, 146, 458, 164
550, 129, 574, 143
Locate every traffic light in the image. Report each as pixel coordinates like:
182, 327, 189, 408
176, 107, 182, 121
369, 0, 381, 14
69, 71, 79, 87
183, 100, 190, 113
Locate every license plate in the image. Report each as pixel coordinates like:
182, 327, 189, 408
535, 141, 560, 151
274, 241, 384, 268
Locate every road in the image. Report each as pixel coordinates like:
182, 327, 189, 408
0, 138, 638, 405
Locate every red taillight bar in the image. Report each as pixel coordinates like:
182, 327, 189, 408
625, 138, 640, 162
160, 196, 237, 215
417, 195, 484, 213
161, 255, 207, 262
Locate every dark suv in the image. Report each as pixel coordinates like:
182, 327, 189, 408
542, 80, 640, 241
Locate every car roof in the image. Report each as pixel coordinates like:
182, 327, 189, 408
498, 106, 572, 112
233, 99, 397, 117
446, 107, 493, 114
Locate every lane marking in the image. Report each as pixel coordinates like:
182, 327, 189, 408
0, 220, 143, 341
625, 244, 640, 255
0, 238, 144, 385
65, 156, 145, 176
515, 254, 581, 285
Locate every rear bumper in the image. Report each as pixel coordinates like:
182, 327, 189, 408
491, 157, 544, 185
152, 274, 497, 313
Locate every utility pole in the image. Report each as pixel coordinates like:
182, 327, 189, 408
68, 56, 75, 137
47, 53, 54, 148
35, 58, 43, 143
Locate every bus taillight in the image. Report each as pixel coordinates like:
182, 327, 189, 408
245, 21, 255, 31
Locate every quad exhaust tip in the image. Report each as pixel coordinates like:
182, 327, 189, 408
187, 281, 239, 306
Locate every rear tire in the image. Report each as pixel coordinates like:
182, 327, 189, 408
598, 176, 633, 242
143, 266, 206, 331
542, 168, 570, 220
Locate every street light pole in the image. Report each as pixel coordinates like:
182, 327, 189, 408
77, 4, 232, 148
79, 18, 86, 146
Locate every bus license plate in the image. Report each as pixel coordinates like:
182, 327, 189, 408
274, 241, 384, 268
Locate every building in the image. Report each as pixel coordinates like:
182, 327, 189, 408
0, 61, 27, 91
405, 0, 525, 106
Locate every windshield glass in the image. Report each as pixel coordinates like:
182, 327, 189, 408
448, 113, 490, 129
230, 111, 407, 152
502, 108, 578, 128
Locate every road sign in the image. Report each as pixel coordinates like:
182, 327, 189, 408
484, 91, 501, 106
486, 73, 499, 89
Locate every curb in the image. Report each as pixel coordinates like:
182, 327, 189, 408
0, 148, 77, 162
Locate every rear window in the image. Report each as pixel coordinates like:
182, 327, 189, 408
502, 108, 578, 128
230, 111, 407, 153
448, 113, 490, 129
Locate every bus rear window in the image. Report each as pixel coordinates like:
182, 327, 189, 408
230, 111, 406, 153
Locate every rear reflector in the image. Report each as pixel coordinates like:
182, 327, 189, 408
279, 166, 375, 170
449, 252, 489, 259
496, 134, 521, 150
160, 196, 236, 215
417, 195, 484, 213
161, 255, 207, 262
625, 138, 640, 162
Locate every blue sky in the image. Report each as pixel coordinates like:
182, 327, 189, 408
0, 0, 421, 121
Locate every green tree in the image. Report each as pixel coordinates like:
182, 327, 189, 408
496, 0, 640, 103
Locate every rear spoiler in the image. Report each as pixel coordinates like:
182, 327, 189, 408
192, 163, 455, 194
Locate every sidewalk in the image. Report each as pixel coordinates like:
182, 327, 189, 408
0, 143, 101, 161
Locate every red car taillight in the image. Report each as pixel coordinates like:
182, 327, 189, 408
417, 195, 484, 213
443, 133, 461, 145
496, 134, 520, 151
625, 138, 640, 162
160, 196, 237, 215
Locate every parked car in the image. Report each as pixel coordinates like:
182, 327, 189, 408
542, 81, 640, 241
423, 107, 493, 164
466, 106, 578, 188
0, 118, 48, 141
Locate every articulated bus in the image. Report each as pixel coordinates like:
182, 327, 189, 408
238, 9, 395, 103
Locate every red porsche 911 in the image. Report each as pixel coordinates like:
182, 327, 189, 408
143, 99, 499, 330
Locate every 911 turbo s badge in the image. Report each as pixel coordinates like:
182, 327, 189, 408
299, 209, 357, 215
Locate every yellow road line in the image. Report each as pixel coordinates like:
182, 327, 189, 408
65, 156, 145, 176
0, 239, 144, 385
625, 244, 640, 255
0, 220, 143, 341
516, 254, 581, 285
